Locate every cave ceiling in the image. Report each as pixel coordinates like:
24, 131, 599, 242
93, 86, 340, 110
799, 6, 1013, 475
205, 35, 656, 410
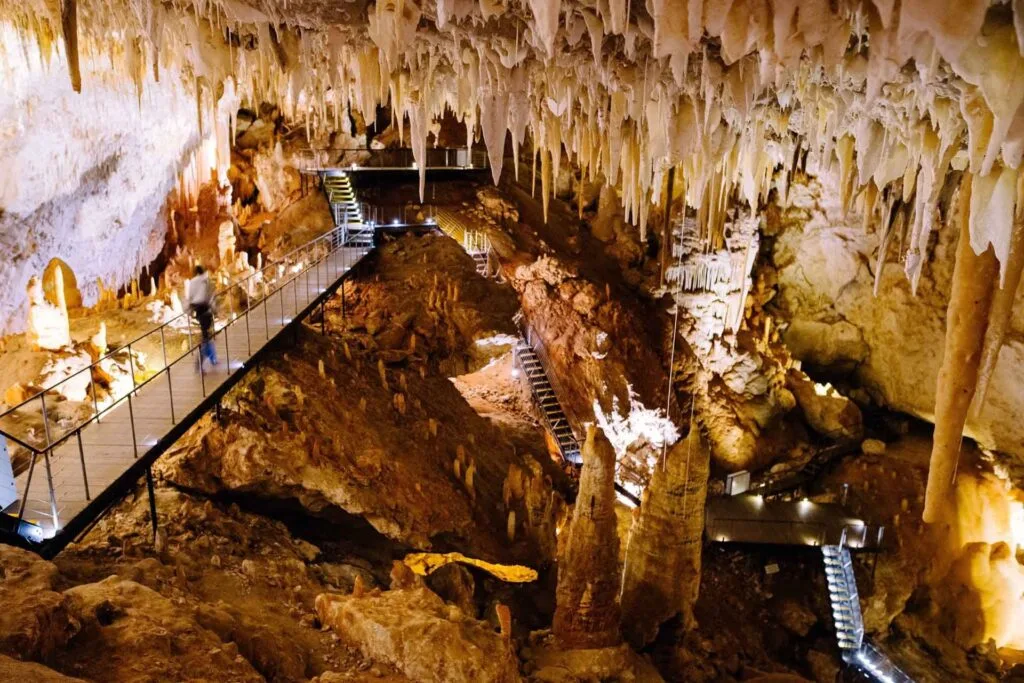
2, 0, 1023, 281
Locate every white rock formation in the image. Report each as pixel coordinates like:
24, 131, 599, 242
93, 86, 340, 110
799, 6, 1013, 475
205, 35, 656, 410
772, 175, 1024, 461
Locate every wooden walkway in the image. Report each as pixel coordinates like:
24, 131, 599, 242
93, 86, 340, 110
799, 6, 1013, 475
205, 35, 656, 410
12, 246, 367, 543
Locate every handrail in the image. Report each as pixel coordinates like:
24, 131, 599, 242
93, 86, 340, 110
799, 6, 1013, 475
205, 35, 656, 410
296, 146, 489, 172
0, 226, 345, 455
0, 231, 326, 422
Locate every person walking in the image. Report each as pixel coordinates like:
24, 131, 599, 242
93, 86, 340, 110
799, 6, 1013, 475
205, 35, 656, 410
187, 265, 218, 370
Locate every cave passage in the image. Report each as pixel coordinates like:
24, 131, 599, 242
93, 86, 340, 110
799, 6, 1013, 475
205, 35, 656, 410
5, 3, 1024, 682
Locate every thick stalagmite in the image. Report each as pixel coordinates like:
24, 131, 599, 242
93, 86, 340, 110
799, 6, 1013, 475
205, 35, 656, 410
923, 175, 1000, 523
552, 425, 621, 649
619, 427, 710, 648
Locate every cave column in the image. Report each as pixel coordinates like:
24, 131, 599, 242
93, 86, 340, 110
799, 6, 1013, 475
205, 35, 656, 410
552, 425, 621, 648
620, 427, 709, 647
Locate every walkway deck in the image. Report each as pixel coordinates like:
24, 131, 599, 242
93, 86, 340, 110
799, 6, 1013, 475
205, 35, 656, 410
705, 494, 885, 549
2, 233, 368, 553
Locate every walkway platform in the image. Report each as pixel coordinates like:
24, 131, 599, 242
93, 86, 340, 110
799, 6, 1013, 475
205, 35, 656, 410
297, 146, 489, 174
1, 230, 368, 555
705, 494, 885, 549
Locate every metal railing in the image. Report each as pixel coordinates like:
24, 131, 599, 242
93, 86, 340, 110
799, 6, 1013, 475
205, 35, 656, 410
296, 147, 490, 173
0, 224, 368, 537
358, 203, 438, 227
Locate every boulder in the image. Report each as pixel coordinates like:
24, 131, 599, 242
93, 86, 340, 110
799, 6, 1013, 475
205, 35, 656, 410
0, 655, 84, 681
315, 587, 521, 682
786, 369, 863, 441
0, 546, 79, 661
59, 578, 262, 681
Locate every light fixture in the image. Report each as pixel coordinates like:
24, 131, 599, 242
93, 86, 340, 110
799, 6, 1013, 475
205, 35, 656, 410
392, 218, 400, 225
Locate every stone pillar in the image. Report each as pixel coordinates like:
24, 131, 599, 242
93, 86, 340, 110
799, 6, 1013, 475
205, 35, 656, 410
619, 428, 710, 647
552, 425, 621, 649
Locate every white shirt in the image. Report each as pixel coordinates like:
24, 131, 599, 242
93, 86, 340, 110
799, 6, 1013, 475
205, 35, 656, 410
187, 273, 214, 309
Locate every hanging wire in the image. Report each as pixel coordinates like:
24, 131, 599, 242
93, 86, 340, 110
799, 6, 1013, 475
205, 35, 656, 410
660, 170, 686, 472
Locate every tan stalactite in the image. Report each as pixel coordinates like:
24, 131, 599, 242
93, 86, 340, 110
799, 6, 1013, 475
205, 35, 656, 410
60, 0, 80, 92
619, 427, 710, 648
974, 182, 1024, 414
552, 425, 621, 649
923, 173, 1000, 523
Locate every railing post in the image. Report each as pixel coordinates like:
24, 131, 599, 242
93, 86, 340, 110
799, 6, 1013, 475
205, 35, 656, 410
244, 283, 252, 357
76, 429, 91, 500
263, 284, 270, 340
92, 375, 101, 424
17, 451, 38, 524
43, 448, 59, 531
40, 392, 53, 450
127, 343, 136, 396
160, 326, 176, 424
223, 321, 230, 375
127, 392, 139, 458
198, 341, 206, 396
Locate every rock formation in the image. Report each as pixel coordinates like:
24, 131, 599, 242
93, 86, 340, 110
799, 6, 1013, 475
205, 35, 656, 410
26, 275, 70, 350
552, 425, 621, 649
620, 427, 711, 648
925, 176, 1001, 522
315, 586, 521, 683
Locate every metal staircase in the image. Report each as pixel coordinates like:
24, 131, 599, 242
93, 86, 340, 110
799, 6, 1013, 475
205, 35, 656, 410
471, 251, 489, 276
322, 172, 374, 247
823, 544, 914, 681
514, 340, 581, 464
823, 544, 866, 653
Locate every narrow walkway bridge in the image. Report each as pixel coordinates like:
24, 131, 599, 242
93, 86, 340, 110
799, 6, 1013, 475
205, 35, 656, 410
298, 146, 489, 174
0, 230, 370, 556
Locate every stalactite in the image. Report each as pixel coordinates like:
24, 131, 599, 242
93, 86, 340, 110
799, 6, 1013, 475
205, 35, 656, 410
619, 427, 710, 647
60, 0, 81, 92
923, 174, 1000, 524
552, 425, 621, 649
974, 191, 1024, 413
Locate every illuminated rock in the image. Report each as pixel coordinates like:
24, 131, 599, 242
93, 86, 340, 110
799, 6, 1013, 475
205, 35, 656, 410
42, 258, 82, 311
26, 275, 70, 351
315, 586, 521, 683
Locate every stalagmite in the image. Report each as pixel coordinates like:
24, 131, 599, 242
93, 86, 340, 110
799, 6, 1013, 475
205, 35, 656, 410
619, 427, 710, 647
552, 425, 620, 649
26, 276, 71, 351
924, 175, 1000, 523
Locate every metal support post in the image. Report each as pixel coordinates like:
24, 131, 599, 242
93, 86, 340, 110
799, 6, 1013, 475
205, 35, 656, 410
76, 429, 90, 500
127, 393, 139, 458
43, 448, 59, 531
17, 452, 37, 524
160, 326, 175, 424
224, 324, 231, 375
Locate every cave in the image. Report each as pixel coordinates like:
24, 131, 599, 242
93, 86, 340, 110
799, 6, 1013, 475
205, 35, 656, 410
2, 1, 1024, 681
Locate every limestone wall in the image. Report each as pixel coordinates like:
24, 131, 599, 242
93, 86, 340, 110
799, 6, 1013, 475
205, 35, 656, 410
769, 175, 1024, 459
